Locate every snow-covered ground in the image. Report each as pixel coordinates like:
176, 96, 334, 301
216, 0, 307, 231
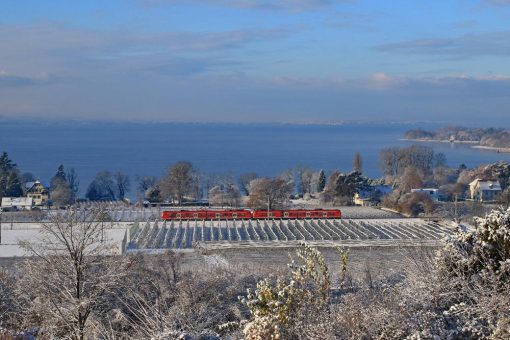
126, 218, 451, 251
0, 227, 128, 258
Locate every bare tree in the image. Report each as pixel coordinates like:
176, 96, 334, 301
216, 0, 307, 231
161, 161, 199, 205
399, 166, 424, 193
67, 168, 80, 202
114, 171, 130, 200
380, 145, 444, 180
136, 175, 157, 194
246, 177, 293, 209
295, 166, 314, 196
86, 171, 116, 201
208, 184, 241, 207
18, 206, 130, 339
51, 180, 73, 207
238, 172, 258, 196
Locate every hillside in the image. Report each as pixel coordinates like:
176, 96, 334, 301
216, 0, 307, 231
404, 126, 510, 149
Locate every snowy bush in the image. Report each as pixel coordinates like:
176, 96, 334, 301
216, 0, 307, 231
433, 207, 510, 338
240, 243, 332, 339
438, 207, 510, 285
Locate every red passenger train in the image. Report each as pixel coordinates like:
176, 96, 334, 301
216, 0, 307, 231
161, 209, 341, 220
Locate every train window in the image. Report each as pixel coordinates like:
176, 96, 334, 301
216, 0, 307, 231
306, 212, 311, 218
193, 213, 198, 219
284, 212, 289, 217
323, 212, 328, 217
176, 213, 181, 219
268, 212, 273, 217
232, 213, 237, 218
215, 213, 221, 219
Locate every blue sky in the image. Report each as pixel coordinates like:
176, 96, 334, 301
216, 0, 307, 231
1, 0, 510, 124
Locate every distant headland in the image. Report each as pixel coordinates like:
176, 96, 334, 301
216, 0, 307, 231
404, 126, 510, 153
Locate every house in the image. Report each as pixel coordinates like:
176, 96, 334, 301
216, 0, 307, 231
469, 179, 502, 202
354, 185, 392, 206
25, 180, 49, 206
411, 188, 440, 201
1, 197, 33, 211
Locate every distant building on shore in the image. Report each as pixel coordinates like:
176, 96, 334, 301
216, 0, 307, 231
354, 185, 392, 206
469, 179, 502, 202
411, 188, 440, 201
24, 180, 49, 206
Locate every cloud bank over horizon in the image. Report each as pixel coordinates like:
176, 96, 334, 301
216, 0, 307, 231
1, 1, 510, 125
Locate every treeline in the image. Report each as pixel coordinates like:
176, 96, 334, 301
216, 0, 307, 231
137, 161, 329, 208
379, 144, 510, 216
0, 153, 79, 207
404, 126, 510, 148
0, 151, 364, 208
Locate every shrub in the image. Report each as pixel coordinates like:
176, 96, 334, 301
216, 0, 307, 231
240, 243, 332, 339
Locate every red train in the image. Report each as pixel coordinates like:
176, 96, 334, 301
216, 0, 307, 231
160, 209, 341, 220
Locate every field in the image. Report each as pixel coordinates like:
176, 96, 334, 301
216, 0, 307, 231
0, 206, 453, 278
127, 217, 451, 250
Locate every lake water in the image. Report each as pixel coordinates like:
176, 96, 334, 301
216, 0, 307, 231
2, 121, 509, 198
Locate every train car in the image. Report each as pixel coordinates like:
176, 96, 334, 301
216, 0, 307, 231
161, 210, 207, 220
252, 210, 283, 219
161, 209, 251, 220
205, 210, 252, 220
253, 209, 341, 219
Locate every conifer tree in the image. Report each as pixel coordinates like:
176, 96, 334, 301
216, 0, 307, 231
353, 152, 363, 173
0, 152, 23, 199
317, 169, 326, 192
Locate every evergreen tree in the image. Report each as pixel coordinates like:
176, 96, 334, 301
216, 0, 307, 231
0, 152, 23, 199
353, 152, 363, 173
0, 152, 16, 173
317, 169, 326, 192
51, 165, 67, 190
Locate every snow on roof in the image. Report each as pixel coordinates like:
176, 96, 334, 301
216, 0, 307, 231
469, 178, 502, 191
478, 181, 502, 191
25, 180, 49, 191
24, 181, 36, 190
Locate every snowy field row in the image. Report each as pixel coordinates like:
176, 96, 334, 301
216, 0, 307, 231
127, 218, 451, 250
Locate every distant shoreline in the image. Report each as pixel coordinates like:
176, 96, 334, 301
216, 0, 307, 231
402, 138, 510, 153
472, 145, 510, 153
400, 138, 478, 144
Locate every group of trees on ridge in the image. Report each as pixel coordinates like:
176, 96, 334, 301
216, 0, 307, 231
404, 126, 510, 148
